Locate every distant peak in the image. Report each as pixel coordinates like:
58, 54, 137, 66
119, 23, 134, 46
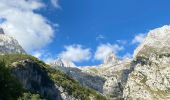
0, 28, 4, 34
51, 58, 77, 68
104, 52, 118, 64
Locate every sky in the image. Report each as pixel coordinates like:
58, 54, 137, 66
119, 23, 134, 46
0, 0, 170, 66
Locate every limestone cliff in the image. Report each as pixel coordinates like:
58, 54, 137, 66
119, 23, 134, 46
123, 25, 170, 100
51, 53, 132, 99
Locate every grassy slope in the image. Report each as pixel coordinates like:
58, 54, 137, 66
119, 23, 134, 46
0, 54, 107, 100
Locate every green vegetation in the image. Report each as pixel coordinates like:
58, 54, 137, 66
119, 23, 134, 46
0, 61, 23, 100
18, 92, 43, 100
0, 59, 43, 100
48, 67, 106, 100
0, 54, 43, 67
0, 54, 107, 100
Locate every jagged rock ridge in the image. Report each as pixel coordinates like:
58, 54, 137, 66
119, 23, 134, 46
51, 25, 170, 100
50, 58, 77, 68
0, 28, 26, 54
1, 25, 170, 100
0, 28, 106, 100
50, 52, 132, 99
123, 25, 170, 100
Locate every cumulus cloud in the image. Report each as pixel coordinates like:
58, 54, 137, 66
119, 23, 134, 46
0, 0, 56, 52
132, 33, 146, 44
94, 43, 124, 61
32, 50, 56, 63
59, 44, 91, 62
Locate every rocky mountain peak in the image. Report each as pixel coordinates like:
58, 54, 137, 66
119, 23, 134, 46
0, 29, 26, 54
134, 25, 170, 58
124, 25, 170, 100
104, 52, 119, 64
50, 58, 77, 68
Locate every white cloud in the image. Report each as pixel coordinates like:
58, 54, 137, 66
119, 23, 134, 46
94, 43, 124, 61
32, 50, 57, 64
132, 33, 146, 44
51, 0, 60, 8
32, 51, 42, 59
59, 44, 91, 62
0, 0, 55, 52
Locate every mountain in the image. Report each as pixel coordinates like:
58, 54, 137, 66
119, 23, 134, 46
50, 25, 170, 100
80, 55, 131, 99
50, 52, 132, 99
133, 25, 170, 58
1, 25, 170, 100
0, 28, 26, 54
123, 25, 170, 100
49, 58, 107, 94
103, 52, 119, 64
0, 28, 106, 100
49, 58, 77, 68
0, 54, 107, 100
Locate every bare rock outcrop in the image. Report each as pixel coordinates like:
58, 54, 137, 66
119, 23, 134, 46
124, 25, 170, 100
0, 28, 26, 54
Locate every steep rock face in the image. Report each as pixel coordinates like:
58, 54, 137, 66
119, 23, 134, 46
104, 52, 119, 64
50, 53, 132, 99
12, 59, 77, 100
51, 62, 106, 93
12, 59, 62, 100
50, 59, 106, 93
0, 31, 26, 54
81, 58, 131, 99
134, 25, 170, 58
0, 54, 106, 100
124, 25, 170, 100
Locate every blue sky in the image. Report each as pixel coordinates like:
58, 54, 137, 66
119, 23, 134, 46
1, 0, 170, 66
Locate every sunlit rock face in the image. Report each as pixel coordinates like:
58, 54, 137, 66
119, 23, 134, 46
103, 52, 119, 64
124, 25, 170, 100
50, 59, 106, 93
0, 28, 26, 54
81, 58, 131, 99
49, 25, 170, 99
50, 52, 132, 99
134, 25, 170, 58
49, 58, 77, 68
